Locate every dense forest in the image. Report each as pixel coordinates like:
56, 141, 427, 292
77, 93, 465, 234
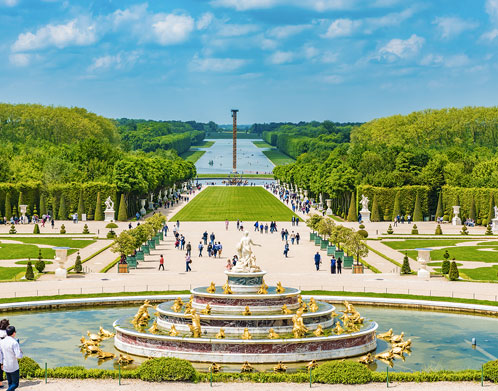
272, 107, 498, 222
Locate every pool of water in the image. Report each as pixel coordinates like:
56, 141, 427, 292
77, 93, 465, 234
7, 304, 498, 372
195, 139, 274, 174
196, 179, 275, 186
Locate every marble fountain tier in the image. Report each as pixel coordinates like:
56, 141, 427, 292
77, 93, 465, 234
113, 232, 377, 363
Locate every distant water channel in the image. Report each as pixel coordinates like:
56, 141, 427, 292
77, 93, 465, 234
195, 139, 274, 175
8, 304, 498, 372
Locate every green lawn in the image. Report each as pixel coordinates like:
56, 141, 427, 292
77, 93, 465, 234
0, 244, 78, 260
427, 261, 462, 267
15, 260, 53, 265
262, 150, 295, 165
193, 141, 215, 148
252, 141, 273, 148
478, 240, 498, 245
460, 265, 498, 281
0, 267, 25, 281
171, 187, 298, 221
405, 245, 498, 263
382, 239, 474, 250
180, 150, 206, 163
1, 237, 96, 248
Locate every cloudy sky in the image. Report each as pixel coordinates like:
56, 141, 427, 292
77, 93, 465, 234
1, 0, 497, 123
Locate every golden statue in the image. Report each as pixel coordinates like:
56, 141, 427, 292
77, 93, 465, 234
331, 310, 339, 318
222, 281, 233, 294
390, 332, 404, 344
171, 298, 183, 313
291, 307, 308, 338
309, 298, 319, 312
209, 362, 221, 373
242, 328, 252, 340
375, 350, 394, 361
148, 320, 159, 334
281, 304, 292, 314
268, 328, 280, 339
189, 309, 202, 338
298, 296, 308, 312
117, 354, 134, 365
313, 325, 324, 337
184, 301, 193, 315
333, 321, 345, 335
257, 280, 268, 294
87, 331, 102, 342
207, 282, 216, 293
276, 282, 285, 293
393, 339, 412, 350
377, 328, 393, 340
241, 361, 254, 373
350, 311, 364, 324
273, 362, 287, 373
96, 348, 115, 360
358, 353, 374, 365
343, 300, 356, 314
169, 325, 179, 336
215, 328, 226, 339
306, 360, 318, 371
99, 326, 114, 339
242, 306, 251, 316
201, 304, 212, 315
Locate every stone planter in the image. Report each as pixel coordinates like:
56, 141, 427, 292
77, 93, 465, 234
335, 250, 345, 260
314, 236, 322, 246
352, 264, 364, 274
327, 245, 336, 256
142, 245, 150, 255
118, 263, 129, 274
126, 256, 137, 269
309, 232, 316, 241
158, 232, 164, 241
343, 256, 354, 269
135, 251, 144, 261
320, 240, 329, 250
148, 240, 156, 249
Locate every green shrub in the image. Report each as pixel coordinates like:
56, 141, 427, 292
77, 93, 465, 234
74, 252, 82, 273
357, 229, 368, 238
118, 194, 127, 221
33, 223, 40, 234
107, 231, 117, 239
94, 192, 104, 221
9, 224, 16, 234
449, 261, 459, 281
137, 357, 197, 382
60, 224, 66, 234
19, 356, 41, 378
386, 224, 393, 234
443, 250, 450, 260
371, 195, 380, 222
35, 260, 45, 273
25, 261, 34, 280
484, 360, 498, 382
401, 253, 411, 274
82, 224, 90, 234
411, 224, 418, 234
441, 260, 450, 274
313, 361, 372, 384
413, 192, 423, 221
460, 225, 469, 235
435, 224, 442, 235
486, 224, 493, 236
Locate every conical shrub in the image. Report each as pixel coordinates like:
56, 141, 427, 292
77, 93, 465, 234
118, 194, 127, 221
94, 192, 103, 221
413, 192, 423, 221
371, 194, 380, 222
77, 191, 85, 220
347, 194, 357, 222
449, 261, 459, 281
33, 223, 40, 234
25, 261, 34, 280
401, 253, 411, 274
392, 190, 401, 221
435, 192, 443, 219
58, 195, 67, 220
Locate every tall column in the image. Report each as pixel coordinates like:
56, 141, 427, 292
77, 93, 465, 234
231, 109, 238, 173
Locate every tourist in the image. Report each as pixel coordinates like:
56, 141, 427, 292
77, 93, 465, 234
225, 259, 232, 270
0, 326, 22, 391
198, 242, 203, 257
207, 243, 213, 257
337, 257, 342, 274
51, 219, 55, 229
284, 229, 289, 241
264, 223, 268, 233
210, 232, 215, 245
186, 242, 192, 256
185, 253, 192, 272
158, 255, 165, 271
203, 231, 208, 245
232, 255, 238, 267
281, 228, 285, 241
218, 242, 223, 257
163, 224, 169, 236
177, 220, 180, 228
236, 220, 240, 230
213, 243, 218, 258
0, 319, 9, 388
254, 221, 259, 231
296, 217, 299, 226
225, 219, 229, 230
330, 256, 336, 274
292, 216, 295, 226
296, 232, 300, 245
314, 252, 321, 271
407, 214, 412, 224
283, 241, 289, 258
180, 235, 185, 250
290, 231, 296, 245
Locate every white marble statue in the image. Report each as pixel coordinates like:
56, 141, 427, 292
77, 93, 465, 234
232, 231, 261, 273
104, 196, 114, 212
494, 205, 498, 219
360, 194, 369, 211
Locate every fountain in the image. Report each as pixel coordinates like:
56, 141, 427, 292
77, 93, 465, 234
113, 232, 378, 363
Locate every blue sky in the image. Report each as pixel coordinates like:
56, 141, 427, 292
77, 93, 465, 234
1, 0, 497, 124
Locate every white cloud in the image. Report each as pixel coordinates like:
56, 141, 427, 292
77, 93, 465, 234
379, 34, 425, 60
269, 50, 294, 64
444, 54, 469, 68
323, 74, 343, 84
420, 53, 443, 66
486, 0, 498, 23
12, 18, 97, 52
260, 36, 277, 50
190, 56, 246, 72
111, 3, 148, 29
1, 0, 18, 6
268, 24, 311, 39
210, 0, 375, 11
304, 45, 319, 59
197, 12, 214, 30
218, 24, 259, 37
481, 28, 498, 40
88, 51, 139, 72
9, 53, 30, 66
364, 7, 417, 33
321, 51, 338, 63
303, 0, 350, 12
323, 18, 360, 38
210, 0, 278, 11
433, 16, 478, 39
152, 14, 195, 45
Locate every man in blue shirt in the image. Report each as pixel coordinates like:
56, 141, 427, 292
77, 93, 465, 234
1, 326, 23, 391
314, 252, 321, 271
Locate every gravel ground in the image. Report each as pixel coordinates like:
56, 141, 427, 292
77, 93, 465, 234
13, 380, 498, 390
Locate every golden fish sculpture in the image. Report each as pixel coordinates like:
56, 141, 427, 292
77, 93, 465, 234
207, 282, 216, 293
281, 304, 293, 314
241, 361, 254, 373
242, 328, 252, 340
333, 321, 345, 335
201, 304, 212, 315
276, 282, 285, 293
171, 298, 184, 313
169, 325, 179, 336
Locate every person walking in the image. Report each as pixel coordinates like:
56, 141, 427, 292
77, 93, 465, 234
180, 235, 185, 250
210, 232, 215, 245
158, 255, 165, 271
337, 257, 342, 274
51, 219, 55, 229
225, 219, 229, 230
185, 253, 192, 272
1, 325, 22, 391
330, 256, 336, 274
314, 252, 321, 271
186, 242, 192, 257
290, 231, 296, 245
0, 319, 9, 388
218, 242, 223, 257
203, 231, 208, 245
283, 241, 289, 258
295, 232, 300, 245
198, 242, 203, 257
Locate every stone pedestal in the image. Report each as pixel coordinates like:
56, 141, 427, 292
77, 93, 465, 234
19, 205, 27, 222
140, 199, 147, 216
452, 206, 461, 226
224, 270, 267, 293
492, 218, 498, 233
326, 199, 332, 216
360, 210, 371, 223
53, 247, 70, 280
104, 210, 115, 222
416, 248, 431, 281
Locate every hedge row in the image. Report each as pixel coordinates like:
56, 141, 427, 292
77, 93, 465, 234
441, 186, 498, 225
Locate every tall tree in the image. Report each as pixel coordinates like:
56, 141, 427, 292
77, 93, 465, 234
435, 192, 443, 218
94, 192, 103, 221
39, 194, 47, 216
371, 194, 380, 222
117, 194, 127, 221
4, 192, 12, 220
58, 194, 67, 220
392, 190, 401, 221
488, 193, 495, 224
77, 191, 85, 220
413, 192, 423, 221
346, 193, 357, 221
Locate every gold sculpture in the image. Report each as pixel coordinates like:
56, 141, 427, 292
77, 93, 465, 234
242, 306, 251, 316
148, 320, 158, 334
291, 307, 308, 338
392, 339, 412, 350
375, 350, 394, 361
377, 328, 393, 340
96, 348, 115, 360
281, 304, 292, 314
273, 361, 287, 373
343, 300, 356, 314
201, 304, 212, 315
257, 280, 268, 294
99, 326, 114, 339
242, 328, 252, 340
306, 360, 318, 371
331, 311, 339, 318
189, 309, 202, 338
308, 298, 319, 312
207, 282, 216, 293
222, 281, 233, 294
117, 354, 134, 365
298, 296, 308, 312
358, 353, 374, 365
241, 361, 254, 373
87, 331, 102, 342
184, 301, 193, 315
169, 325, 179, 336
215, 328, 226, 339
171, 297, 184, 313
276, 282, 285, 293
313, 325, 324, 337
333, 321, 345, 335
390, 332, 404, 344
268, 328, 280, 339
209, 362, 221, 373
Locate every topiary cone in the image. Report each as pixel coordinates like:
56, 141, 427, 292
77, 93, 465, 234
449, 261, 459, 281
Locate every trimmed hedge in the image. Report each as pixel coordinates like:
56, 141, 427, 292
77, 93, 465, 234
484, 360, 498, 383
442, 186, 498, 225
19, 356, 41, 377
137, 358, 197, 382
314, 361, 372, 384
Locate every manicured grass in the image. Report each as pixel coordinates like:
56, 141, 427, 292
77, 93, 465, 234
431, 246, 498, 263
1, 237, 96, 248
0, 244, 77, 260
193, 141, 215, 148
461, 265, 498, 281
382, 239, 475, 250
427, 261, 462, 267
262, 150, 295, 165
0, 266, 25, 281
478, 241, 498, 245
171, 187, 298, 221
252, 141, 273, 148
197, 173, 274, 178
15, 260, 53, 265
180, 150, 206, 163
